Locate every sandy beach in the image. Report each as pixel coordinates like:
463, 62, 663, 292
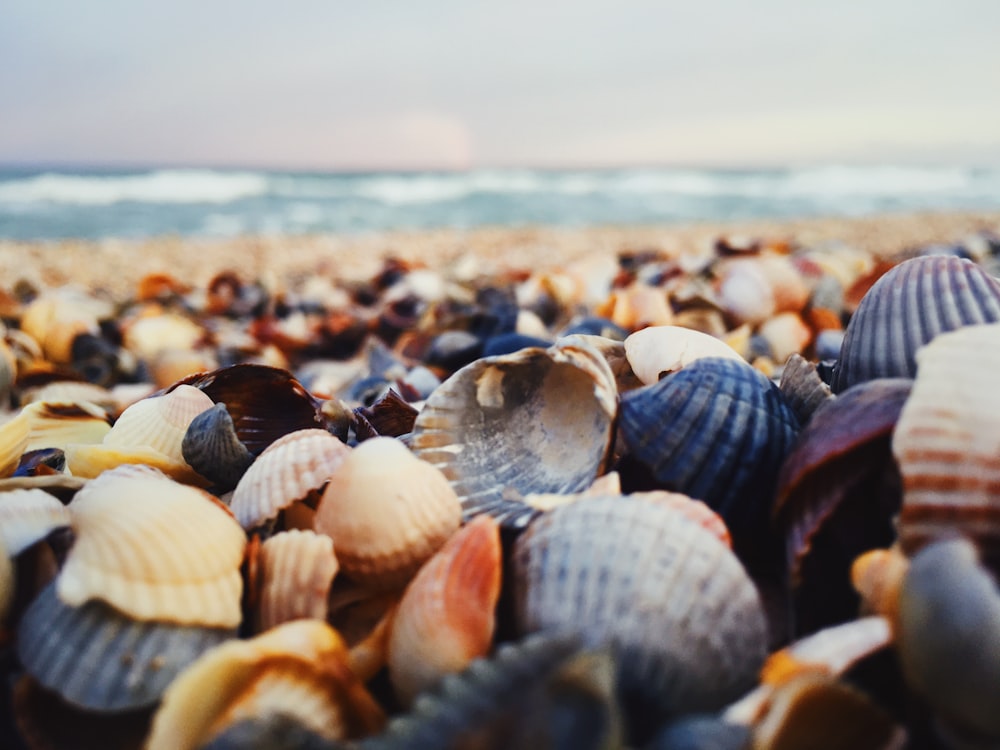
1, 210, 997, 298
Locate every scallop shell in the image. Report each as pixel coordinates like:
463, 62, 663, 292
256, 529, 339, 632
388, 514, 502, 705
511, 495, 768, 721
409, 339, 617, 523
21, 399, 112, 452
314, 437, 462, 590
145, 620, 385, 750
831, 255, 1000, 393
58, 468, 246, 627
891, 323, 1000, 565
230, 428, 351, 531
618, 356, 799, 571
0, 487, 72, 555
17, 581, 235, 712
624, 325, 745, 386
182, 402, 255, 491
104, 384, 215, 462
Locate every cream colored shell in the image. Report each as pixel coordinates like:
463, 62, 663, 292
0, 487, 72, 555
0, 409, 30, 478
624, 325, 744, 386
21, 400, 111, 453
256, 529, 339, 632
104, 384, 214, 462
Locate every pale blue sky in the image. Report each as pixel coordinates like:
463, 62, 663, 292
2, 1, 999, 169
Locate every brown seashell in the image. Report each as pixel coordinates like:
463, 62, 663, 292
315, 437, 462, 590
145, 620, 385, 750
58, 467, 246, 627
230, 428, 351, 531
388, 514, 502, 706
255, 529, 339, 633
21, 400, 111, 453
623, 325, 745, 385
0, 487, 72, 556
778, 353, 833, 427
353, 388, 418, 439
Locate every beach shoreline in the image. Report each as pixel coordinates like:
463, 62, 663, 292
1, 209, 998, 297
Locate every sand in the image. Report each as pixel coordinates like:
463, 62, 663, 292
1, 210, 998, 297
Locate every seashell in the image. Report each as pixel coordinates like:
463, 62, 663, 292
172, 364, 331, 455
647, 716, 751, 750
369, 633, 622, 750
198, 714, 339, 750
122, 311, 206, 362
0, 408, 30, 478
623, 325, 745, 386
778, 353, 833, 426
230, 428, 351, 531
851, 547, 908, 624
315, 437, 462, 590
757, 311, 812, 365
63, 441, 212, 486
0, 337, 17, 408
17, 581, 235, 712
256, 529, 339, 632
21, 399, 111, 453
627, 489, 732, 548
896, 539, 1000, 744
890, 323, 1000, 566
595, 282, 673, 330
136, 271, 190, 302
353, 388, 419, 440
21, 290, 105, 363
146, 346, 219, 389
409, 340, 617, 523
716, 256, 810, 326
145, 619, 385, 750
388, 515, 502, 706
58, 467, 246, 627
618, 356, 799, 572
559, 333, 643, 394
672, 307, 730, 338
0, 536, 11, 622
0, 487, 72, 555
19, 379, 119, 414
181, 402, 255, 491
0, 472, 87, 501
511, 495, 768, 723
104, 384, 215, 462
831, 255, 1000, 393
774, 378, 909, 633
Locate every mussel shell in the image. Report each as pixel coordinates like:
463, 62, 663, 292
831, 255, 1000, 393
17, 582, 235, 712
182, 402, 255, 491
511, 495, 768, 726
618, 356, 799, 571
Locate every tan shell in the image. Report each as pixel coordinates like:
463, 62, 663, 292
256, 529, 339, 632
851, 548, 908, 624
623, 325, 744, 386
758, 311, 812, 365
891, 323, 1000, 559
596, 282, 673, 330
146, 620, 385, 750
0, 409, 30, 477
315, 436, 462, 590
58, 467, 246, 627
388, 514, 502, 705
21, 290, 105, 363
19, 380, 119, 413
64, 442, 211, 486
123, 311, 205, 362
104, 384, 215, 462
716, 255, 811, 325
0, 487, 72, 555
21, 400, 111, 453
230, 428, 351, 531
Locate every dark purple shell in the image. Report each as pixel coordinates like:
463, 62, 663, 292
831, 256, 1000, 393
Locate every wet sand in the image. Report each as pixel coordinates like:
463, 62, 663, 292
1, 210, 997, 297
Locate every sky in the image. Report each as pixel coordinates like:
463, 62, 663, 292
2, 0, 1000, 170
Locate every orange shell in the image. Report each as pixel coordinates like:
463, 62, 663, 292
256, 530, 340, 632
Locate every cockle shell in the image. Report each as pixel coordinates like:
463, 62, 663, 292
145, 620, 385, 750
104, 384, 215, 461
256, 529, 339, 632
21, 400, 111, 453
314, 437, 462, 590
17, 582, 234, 712
0, 487, 72, 555
181, 402, 255, 491
230, 428, 351, 531
58, 468, 246, 627
831, 255, 1000, 393
409, 339, 617, 523
511, 495, 768, 722
388, 515, 502, 705
891, 323, 1000, 566
623, 325, 744, 386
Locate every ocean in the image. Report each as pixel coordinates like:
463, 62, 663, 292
1, 165, 998, 241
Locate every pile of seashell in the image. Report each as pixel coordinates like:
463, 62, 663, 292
1, 229, 1000, 749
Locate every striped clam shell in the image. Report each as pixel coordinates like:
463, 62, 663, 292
831, 255, 1000, 393
255, 529, 339, 633
409, 339, 617, 523
0, 487, 72, 555
59, 467, 246, 627
891, 323, 1000, 568
511, 495, 768, 721
230, 428, 351, 531
618, 356, 799, 570
182, 402, 255, 491
17, 581, 235, 712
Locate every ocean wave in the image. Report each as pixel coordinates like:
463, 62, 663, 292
0, 169, 269, 205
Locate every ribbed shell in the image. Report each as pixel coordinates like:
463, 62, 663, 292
22, 400, 111, 453
58, 468, 246, 627
146, 620, 385, 750
230, 428, 351, 531
388, 515, 502, 705
619, 356, 799, 567
256, 529, 339, 632
831, 255, 1000, 393
623, 325, 745, 386
409, 340, 617, 523
892, 323, 1000, 564
17, 582, 234, 712
315, 437, 462, 590
182, 402, 255, 491
511, 495, 768, 719
104, 384, 215, 462
0, 487, 72, 555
